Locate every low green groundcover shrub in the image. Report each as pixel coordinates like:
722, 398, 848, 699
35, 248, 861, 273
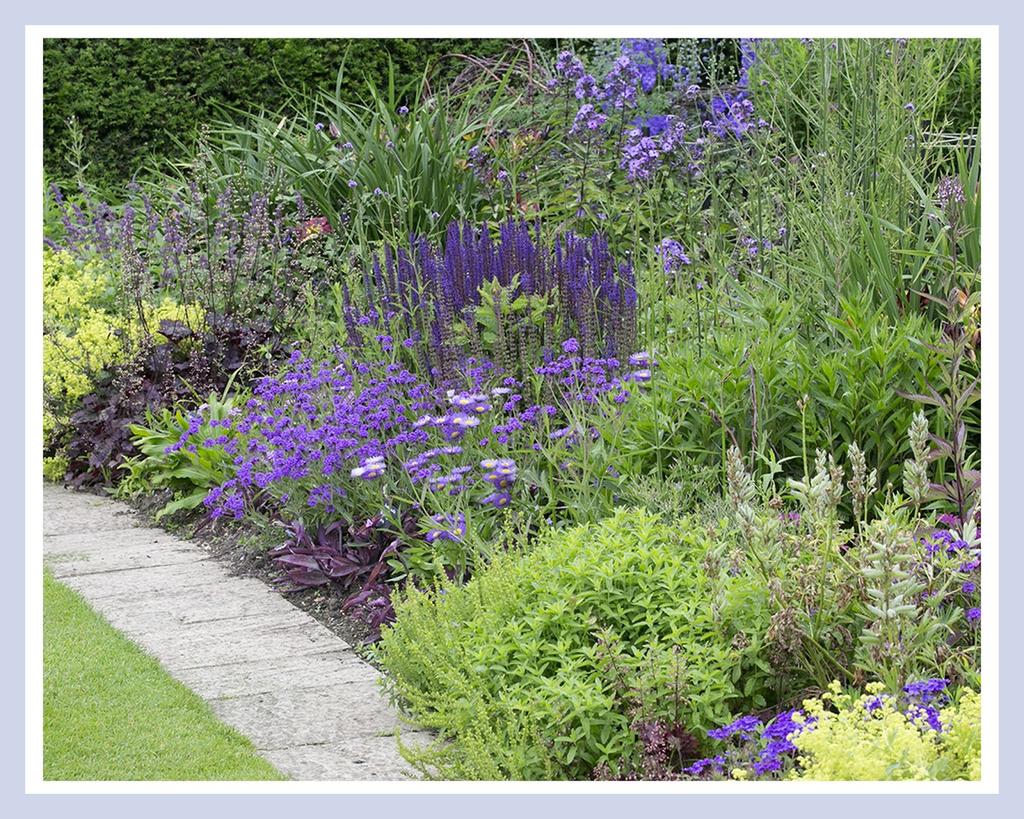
376, 508, 779, 780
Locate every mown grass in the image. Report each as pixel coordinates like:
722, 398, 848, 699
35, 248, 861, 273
43, 569, 286, 781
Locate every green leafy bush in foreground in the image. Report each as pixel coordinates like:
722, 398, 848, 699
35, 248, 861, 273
117, 385, 246, 520
376, 508, 778, 780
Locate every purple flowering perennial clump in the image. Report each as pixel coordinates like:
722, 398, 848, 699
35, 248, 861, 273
919, 512, 981, 630
344, 220, 637, 377
190, 343, 652, 525
620, 116, 690, 183
621, 38, 678, 93
655, 238, 692, 273
684, 708, 815, 779
425, 513, 466, 543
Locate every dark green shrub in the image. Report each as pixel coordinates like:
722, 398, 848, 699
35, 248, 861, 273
43, 38, 518, 191
376, 508, 778, 780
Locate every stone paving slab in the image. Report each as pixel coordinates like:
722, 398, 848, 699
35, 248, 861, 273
46, 539, 205, 578
51, 559, 229, 597
260, 731, 434, 780
42, 496, 140, 535
71, 582, 306, 626
42, 483, 425, 780
175, 650, 372, 700
208, 684, 404, 749
207, 683, 422, 750
136, 619, 347, 672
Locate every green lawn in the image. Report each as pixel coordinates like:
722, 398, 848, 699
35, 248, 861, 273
43, 570, 286, 780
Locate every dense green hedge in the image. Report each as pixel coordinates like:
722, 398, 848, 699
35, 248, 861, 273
42, 38, 521, 192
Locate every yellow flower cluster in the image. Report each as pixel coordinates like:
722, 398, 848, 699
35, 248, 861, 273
43, 250, 126, 452
791, 681, 981, 781
42, 249, 202, 473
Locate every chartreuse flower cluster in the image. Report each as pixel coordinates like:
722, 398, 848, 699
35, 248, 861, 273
790, 682, 980, 781
685, 679, 981, 781
43, 251, 124, 465
43, 249, 199, 480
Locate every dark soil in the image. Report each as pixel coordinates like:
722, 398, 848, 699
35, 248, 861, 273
122, 488, 380, 654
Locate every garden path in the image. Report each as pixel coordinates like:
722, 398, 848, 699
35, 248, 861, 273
42, 483, 431, 781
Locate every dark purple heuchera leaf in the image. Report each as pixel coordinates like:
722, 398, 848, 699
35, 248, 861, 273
157, 318, 193, 342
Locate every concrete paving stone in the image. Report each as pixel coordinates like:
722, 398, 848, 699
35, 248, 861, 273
209, 682, 411, 749
43, 488, 142, 534
260, 732, 434, 780
62, 574, 278, 611
82, 602, 312, 647
132, 616, 353, 674
44, 539, 202, 577
173, 649, 376, 700
40, 483, 429, 780
44, 528, 184, 551
56, 559, 229, 598
89, 588, 312, 629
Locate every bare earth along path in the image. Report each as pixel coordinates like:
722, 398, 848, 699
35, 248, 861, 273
42, 483, 431, 780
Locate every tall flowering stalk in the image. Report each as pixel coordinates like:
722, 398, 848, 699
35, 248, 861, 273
46, 177, 306, 336
343, 220, 636, 381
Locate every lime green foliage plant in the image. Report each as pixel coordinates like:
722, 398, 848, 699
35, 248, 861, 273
43, 249, 200, 480
43, 250, 123, 478
376, 508, 778, 780
791, 682, 980, 781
